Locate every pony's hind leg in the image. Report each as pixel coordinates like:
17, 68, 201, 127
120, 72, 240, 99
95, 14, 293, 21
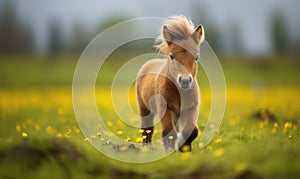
139, 105, 154, 145
161, 109, 177, 150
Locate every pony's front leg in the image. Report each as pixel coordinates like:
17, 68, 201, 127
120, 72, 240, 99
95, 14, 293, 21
177, 109, 199, 152
161, 109, 177, 150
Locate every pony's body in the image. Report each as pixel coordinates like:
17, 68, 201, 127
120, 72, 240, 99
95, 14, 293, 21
136, 15, 205, 152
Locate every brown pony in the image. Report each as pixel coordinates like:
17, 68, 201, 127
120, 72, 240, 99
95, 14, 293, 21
136, 15, 205, 152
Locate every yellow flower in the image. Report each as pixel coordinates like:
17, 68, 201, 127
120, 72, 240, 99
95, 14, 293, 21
46, 125, 55, 134
22, 132, 28, 138
146, 130, 152, 134
135, 137, 143, 143
16, 123, 21, 132
213, 148, 224, 157
180, 145, 191, 152
180, 152, 191, 160
91, 135, 96, 139
106, 121, 113, 127
56, 133, 62, 138
138, 129, 144, 134
168, 135, 174, 140
125, 136, 131, 142
116, 130, 123, 135
142, 135, 147, 139
215, 138, 222, 144
83, 137, 89, 142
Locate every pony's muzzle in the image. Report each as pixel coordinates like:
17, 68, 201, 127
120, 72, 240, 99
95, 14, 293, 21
177, 75, 193, 89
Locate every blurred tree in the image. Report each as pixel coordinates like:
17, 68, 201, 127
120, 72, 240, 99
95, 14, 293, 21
68, 22, 90, 54
98, 15, 129, 32
230, 21, 244, 54
270, 12, 290, 54
47, 21, 63, 55
190, 2, 223, 53
0, 0, 34, 55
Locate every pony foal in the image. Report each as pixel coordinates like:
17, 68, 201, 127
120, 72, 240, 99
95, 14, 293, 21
136, 15, 205, 152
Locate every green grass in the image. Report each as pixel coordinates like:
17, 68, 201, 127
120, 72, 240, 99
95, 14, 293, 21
0, 55, 299, 178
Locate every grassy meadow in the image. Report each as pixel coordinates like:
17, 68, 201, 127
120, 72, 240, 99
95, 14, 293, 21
0, 55, 299, 178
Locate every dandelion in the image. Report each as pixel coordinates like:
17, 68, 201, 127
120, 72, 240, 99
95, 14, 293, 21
283, 122, 293, 134
91, 135, 96, 139
213, 148, 224, 157
146, 130, 152, 134
138, 129, 144, 134
142, 135, 147, 139
289, 135, 292, 139
83, 137, 89, 142
100, 138, 105, 142
180, 145, 191, 152
21, 132, 28, 138
75, 128, 80, 134
135, 137, 143, 143
46, 125, 55, 135
125, 136, 131, 142
116, 120, 125, 127
56, 133, 62, 138
274, 122, 278, 128
215, 138, 222, 144
16, 123, 21, 132
64, 129, 71, 138
96, 132, 102, 136
116, 130, 123, 135
168, 135, 174, 140
106, 121, 113, 127
180, 152, 191, 160
206, 145, 213, 151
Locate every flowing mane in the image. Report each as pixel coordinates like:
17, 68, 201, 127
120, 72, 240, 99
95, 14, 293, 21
155, 15, 196, 54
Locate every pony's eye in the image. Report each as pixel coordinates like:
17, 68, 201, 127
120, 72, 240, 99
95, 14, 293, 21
195, 55, 200, 62
170, 54, 175, 62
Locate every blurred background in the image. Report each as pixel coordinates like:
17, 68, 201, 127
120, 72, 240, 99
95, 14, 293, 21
0, 0, 299, 57
0, 1, 300, 178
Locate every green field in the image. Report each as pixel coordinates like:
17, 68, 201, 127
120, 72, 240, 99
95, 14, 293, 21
0, 55, 299, 178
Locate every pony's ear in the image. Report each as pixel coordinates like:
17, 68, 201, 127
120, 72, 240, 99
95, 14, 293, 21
163, 25, 179, 43
193, 24, 205, 44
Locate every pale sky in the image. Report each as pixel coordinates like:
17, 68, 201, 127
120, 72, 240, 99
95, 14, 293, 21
7, 0, 300, 54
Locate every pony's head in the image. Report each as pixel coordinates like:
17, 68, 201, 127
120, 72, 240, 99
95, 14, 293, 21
155, 15, 205, 89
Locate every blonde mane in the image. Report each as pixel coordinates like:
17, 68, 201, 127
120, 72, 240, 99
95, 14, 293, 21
155, 15, 196, 54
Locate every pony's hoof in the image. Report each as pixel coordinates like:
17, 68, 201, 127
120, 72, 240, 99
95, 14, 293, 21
179, 145, 192, 152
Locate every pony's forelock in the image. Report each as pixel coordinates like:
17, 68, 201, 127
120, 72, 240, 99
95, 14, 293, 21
154, 15, 196, 55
